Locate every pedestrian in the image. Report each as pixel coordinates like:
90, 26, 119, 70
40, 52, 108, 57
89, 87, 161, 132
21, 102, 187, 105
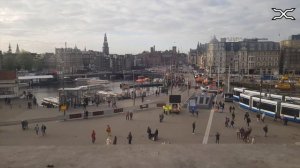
283, 117, 288, 125
192, 122, 196, 134
263, 125, 268, 137
232, 111, 235, 121
91, 130, 96, 143
230, 120, 235, 128
154, 129, 158, 141
129, 112, 133, 120
107, 100, 111, 107
215, 132, 220, 144
126, 112, 130, 120
127, 132, 132, 144
106, 125, 111, 137
229, 106, 232, 113
244, 112, 249, 120
159, 113, 164, 123
256, 113, 261, 122
41, 124, 46, 136
106, 137, 112, 145
34, 124, 39, 135
251, 136, 256, 144
261, 113, 265, 123
113, 136, 117, 145
225, 117, 229, 127
246, 117, 251, 127
84, 110, 88, 119
147, 126, 152, 139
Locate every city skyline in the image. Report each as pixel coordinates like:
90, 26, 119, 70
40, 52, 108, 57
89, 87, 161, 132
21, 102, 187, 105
0, 0, 299, 54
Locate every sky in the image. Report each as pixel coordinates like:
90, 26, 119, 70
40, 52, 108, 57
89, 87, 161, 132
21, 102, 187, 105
0, 0, 299, 54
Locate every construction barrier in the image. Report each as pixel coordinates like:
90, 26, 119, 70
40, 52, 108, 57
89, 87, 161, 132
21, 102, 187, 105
92, 111, 104, 116
113, 108, 123, 113
69, 113, 82, 119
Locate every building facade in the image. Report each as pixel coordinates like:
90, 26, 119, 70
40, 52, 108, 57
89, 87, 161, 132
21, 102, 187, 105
280, 34, 300, 74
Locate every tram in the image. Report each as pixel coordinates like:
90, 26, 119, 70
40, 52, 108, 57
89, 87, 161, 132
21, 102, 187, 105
233, 87, 246, 101
234, 87, 300, 123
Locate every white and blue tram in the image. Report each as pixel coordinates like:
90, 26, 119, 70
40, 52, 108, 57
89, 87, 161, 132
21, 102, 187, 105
280, 103, 300, 123
251, 96, 279, 117
234, 87, 300, 123
233, 87, 246, 101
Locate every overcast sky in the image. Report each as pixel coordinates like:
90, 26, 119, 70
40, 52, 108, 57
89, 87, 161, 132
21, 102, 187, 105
0, 0, 299, 54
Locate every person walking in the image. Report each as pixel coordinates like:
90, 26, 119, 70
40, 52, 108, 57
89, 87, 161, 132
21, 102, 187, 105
230, 120, 235, 128
91, 130, 96, 143
126, 112, 130, 120
215, 132, 220, 144
106, 125, 111, 137
229, 106, 232, 113
34, 124, 39, 136
154, 129, 158, 141
147, 126, 152, 139
244, 112, 249, 120
246, 117, 251, 127
113, 136, 117, 145
127, 132, 132, 144
232, 111, 235, 121
192, 122, 196, 134
261, 113, 265, 123
41, 124, 46, 136
159, 113, 164, 123
129, 112, 133, 120
263, 125, 268, 137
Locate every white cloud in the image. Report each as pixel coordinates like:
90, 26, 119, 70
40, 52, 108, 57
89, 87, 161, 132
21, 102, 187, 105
0, 0, 299, 54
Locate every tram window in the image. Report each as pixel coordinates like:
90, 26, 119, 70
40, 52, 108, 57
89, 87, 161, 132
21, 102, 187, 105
234, 91, 240, 97
260, 102, 276, 112
253, 101, 259, 108
281, 107, 299, 117
240, 97, 249, 105
253, 101, 276, 112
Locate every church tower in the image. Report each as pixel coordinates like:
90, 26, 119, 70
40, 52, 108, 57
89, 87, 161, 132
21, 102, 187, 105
102, 33, 109, 55
8, 43, 12, 53
16, 44, 20, 54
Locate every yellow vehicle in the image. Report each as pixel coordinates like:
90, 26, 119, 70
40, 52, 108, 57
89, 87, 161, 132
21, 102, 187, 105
275, 75, 295, 90
163, 104, 181, 114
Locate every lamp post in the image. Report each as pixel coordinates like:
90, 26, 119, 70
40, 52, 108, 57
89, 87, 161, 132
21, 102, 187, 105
132, 70, 136, 106
259, 76, 262, 115
227, 65, 231, 93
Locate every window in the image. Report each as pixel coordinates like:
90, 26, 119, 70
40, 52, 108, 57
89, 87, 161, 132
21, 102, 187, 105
240, 97, 249, 105
281, 107, 299, 117
253, 101, 276, 112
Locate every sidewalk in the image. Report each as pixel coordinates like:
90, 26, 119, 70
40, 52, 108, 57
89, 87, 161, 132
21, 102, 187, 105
0, 85, 191, 126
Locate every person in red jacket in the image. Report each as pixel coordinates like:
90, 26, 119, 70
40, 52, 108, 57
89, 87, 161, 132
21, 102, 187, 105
91, 130, 96, 144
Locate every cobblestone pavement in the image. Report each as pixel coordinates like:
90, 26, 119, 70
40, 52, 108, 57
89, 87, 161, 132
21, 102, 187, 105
1, 72, 300, 167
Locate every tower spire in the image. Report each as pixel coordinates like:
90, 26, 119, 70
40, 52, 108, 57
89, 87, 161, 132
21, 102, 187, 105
16, 44, 20, 54
8, 43, 12, 53
102, 33, 109, 55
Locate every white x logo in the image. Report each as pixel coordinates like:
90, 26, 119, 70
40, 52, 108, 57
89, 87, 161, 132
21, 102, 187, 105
272, 8, 296, 20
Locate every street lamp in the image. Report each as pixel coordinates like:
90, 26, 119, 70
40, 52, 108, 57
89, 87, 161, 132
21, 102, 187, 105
259, 76, 262, 115
132, 70, 136, 106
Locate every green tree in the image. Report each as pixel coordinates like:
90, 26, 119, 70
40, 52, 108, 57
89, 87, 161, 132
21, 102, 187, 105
16, 52, 34, 71
2, 53, 18, 70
